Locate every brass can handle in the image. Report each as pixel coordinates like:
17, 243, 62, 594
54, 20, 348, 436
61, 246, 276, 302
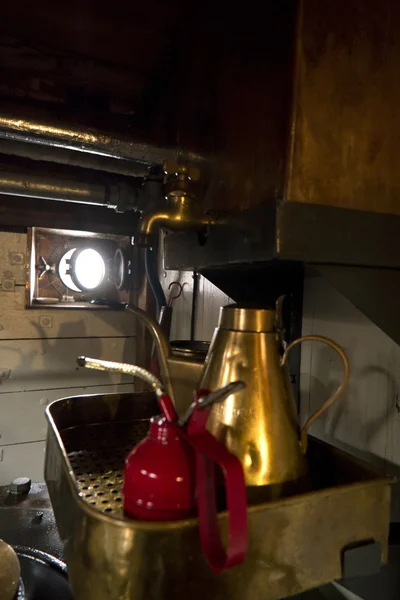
280, 335, 350, 453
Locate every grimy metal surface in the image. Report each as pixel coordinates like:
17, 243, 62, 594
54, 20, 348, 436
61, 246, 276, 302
1, 2, 399, 218
45, 392, 392, 600
0, 483, 64, 560
287, 0, 400, 216
0, 139, 151, 178
0, 170, 126, 208
152, 0, 400, 217
276, 203, 400, 269
164, 202, 400, 272
0, 104, 176, 166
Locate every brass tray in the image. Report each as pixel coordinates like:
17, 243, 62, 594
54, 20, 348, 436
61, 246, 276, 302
45, 392, 392, 600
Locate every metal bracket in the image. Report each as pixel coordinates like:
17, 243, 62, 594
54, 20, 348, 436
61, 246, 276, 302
342, 541, 382, 580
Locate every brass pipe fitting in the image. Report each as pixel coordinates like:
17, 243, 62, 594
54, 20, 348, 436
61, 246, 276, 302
136, 160, 213, 245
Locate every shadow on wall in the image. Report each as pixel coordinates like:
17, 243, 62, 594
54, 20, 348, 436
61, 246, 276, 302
304, 346, 399, 460
0, 320, 120, 389
302, 344, 346, 442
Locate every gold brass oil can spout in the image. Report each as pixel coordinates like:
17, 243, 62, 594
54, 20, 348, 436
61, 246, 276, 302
135, 160, 214, 246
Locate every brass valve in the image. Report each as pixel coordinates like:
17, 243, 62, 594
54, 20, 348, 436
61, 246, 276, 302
162, 160, 200, 199
134, 159, 210, 243
163, 160, 200, 182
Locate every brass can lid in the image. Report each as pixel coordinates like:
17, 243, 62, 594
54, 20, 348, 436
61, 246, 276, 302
218, 305, 275, 333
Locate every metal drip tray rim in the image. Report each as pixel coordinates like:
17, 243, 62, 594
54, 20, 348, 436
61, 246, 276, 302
44, 392, 393, 600
46, 392, 392, 529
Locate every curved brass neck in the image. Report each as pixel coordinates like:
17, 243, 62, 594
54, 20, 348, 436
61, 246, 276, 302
125, 304, 174, 403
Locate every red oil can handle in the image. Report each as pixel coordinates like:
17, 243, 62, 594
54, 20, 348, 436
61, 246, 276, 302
185, 390, 248, 573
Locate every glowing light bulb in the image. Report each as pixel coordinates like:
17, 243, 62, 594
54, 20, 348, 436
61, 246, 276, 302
59, 248, 81, 292
75, 249, 105, 290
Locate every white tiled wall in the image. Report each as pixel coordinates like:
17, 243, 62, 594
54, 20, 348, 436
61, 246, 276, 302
300, 274, 400, 465
0, 231, 136, 485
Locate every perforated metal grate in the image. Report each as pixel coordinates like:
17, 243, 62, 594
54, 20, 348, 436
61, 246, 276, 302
62, 420, 150, 516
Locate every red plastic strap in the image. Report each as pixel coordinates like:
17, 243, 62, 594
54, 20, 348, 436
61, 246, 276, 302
185, 392, 248, 573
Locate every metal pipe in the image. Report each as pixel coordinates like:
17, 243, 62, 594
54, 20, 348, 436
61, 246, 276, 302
125, 304, 174, 404
0, 139, 150, 178
0, 170, 139, 210
0, 170, 110, 206
0, 106, 180, 165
